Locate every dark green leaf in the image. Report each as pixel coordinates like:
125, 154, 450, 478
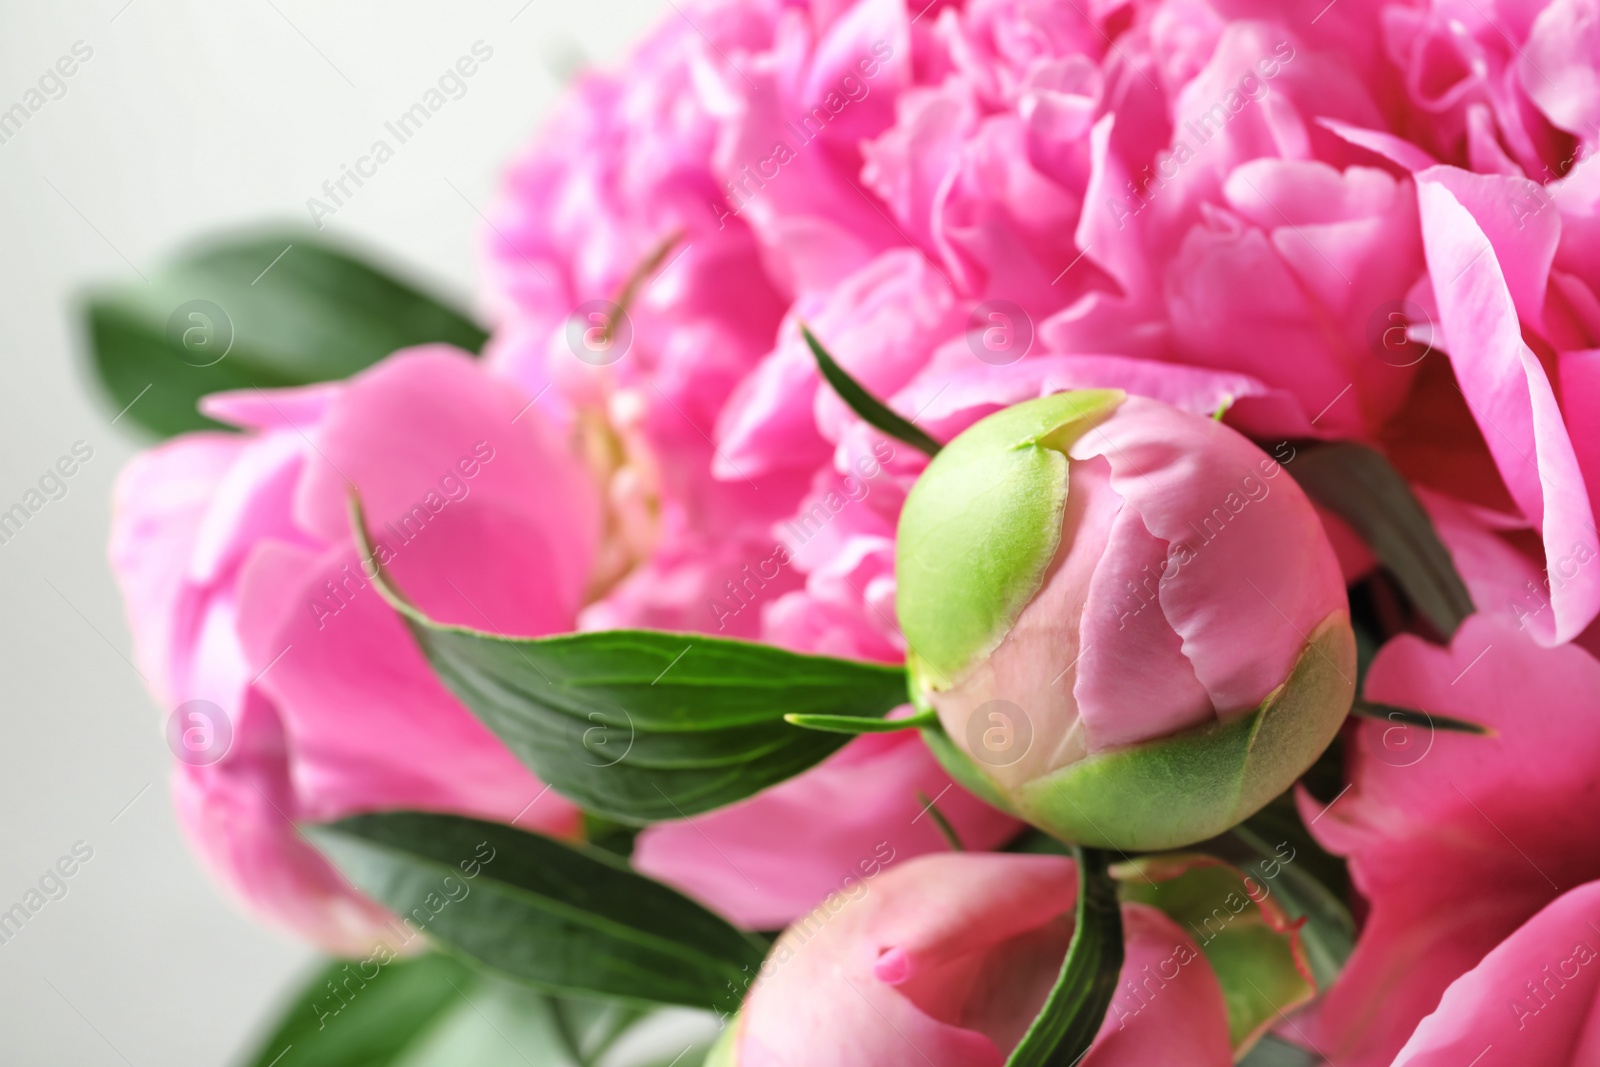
1351, 698, 1491, 734
85, 229, 487, 438
1288, 442, 1474, 638
238, 952, 719, 1067
354, 499, 911, 822
309, 812, 765, 1011
801, 324, 942, 457
1006, 847, 1124, 1067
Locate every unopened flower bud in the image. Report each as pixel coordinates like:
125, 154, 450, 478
896, 391, 1354, 850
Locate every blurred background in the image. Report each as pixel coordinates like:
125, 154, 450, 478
0, 2, 663, 1061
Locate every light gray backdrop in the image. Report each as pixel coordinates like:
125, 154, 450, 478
0, 2, 664, 1062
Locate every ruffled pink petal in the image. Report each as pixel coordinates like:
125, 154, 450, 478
200, 381, 341, 431
172, 685, 400, 958
109, 433, 249, 703
1519, 0, 1600, 142
1085, 904, 1234, 1067
1076, 503, 1214, 752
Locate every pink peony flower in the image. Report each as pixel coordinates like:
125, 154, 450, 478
1389, 880, 1600, 1067
110, 348, 594, 953
484, 0, 1026, 925
1304, 498, 1600, 1066
723, 852, 1233, 1066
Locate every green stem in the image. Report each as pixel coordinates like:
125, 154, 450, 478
1005, 847, 1125, 1066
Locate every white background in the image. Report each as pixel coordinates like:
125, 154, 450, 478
0, 2, 664, 1062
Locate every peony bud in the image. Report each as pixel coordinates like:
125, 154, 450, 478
715, 853, 1233, 1066
896, 391, 1353, 850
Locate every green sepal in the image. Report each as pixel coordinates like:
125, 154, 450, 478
896, 391, 1125, 689
704, 1017, 741, 1067
1116, 854, 1317, 1056
1007, 613, 1354, 851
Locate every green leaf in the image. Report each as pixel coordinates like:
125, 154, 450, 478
353, 499, 911, 822
85, 229, 487, 438
781, 709, 938, 735
1006, 847, 1124, 1067
1351, 698, 1491, 734
309, 812, 765, 1010
801, 324, 943, 457
239, 953, 477, 1067
238, 953, 720, 1067
1288, 442, 1474, 638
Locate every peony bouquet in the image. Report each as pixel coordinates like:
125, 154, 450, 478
86, 0, 1600, 1064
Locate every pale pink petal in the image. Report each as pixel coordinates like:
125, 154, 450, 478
293, 345, 601, 627
633, 731, 1019, 929
1076, 504, 1214, 752
1070, 397, 1346, 714
1085, 904, 1233, 1067
234, 538, 581, 839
